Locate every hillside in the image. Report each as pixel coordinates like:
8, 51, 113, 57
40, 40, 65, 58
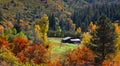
0, 0, 120, 32
0, 0, 120, 66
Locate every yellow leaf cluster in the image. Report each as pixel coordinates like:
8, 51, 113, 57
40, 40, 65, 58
81, 32, 92, 45
76, 27, 81, 33
0, 25, 4, 33
114, 23, 120, 34
35, 14, 49, 43
89, 22, 97, 32
115, 35, 120, 54
34, 25, 40, 31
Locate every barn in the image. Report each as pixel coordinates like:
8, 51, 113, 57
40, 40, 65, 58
61, 37, 81, 43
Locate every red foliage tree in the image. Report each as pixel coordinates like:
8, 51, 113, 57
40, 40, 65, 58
17, 51, 27, 62
12, 37, 29, 55
24, 44, 49, 64
0, 38, 8, 48
64, 46, 94, 66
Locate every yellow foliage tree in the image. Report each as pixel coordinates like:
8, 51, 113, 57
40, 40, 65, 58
81, 32, 92, 45
76, 27, 81, 33
89, 22, 97, 32
115, 35, 120, 54
0, 25, 4, 33
34, 25, 43, 39
35, 14, 49, 43
113, 22, 120, 55
114, 22, 120, 34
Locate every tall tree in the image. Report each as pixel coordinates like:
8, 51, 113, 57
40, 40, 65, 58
49, 14, 56, 30
0, 10, 3, 22
88, 15, 116, 65
36, 14, 49, 43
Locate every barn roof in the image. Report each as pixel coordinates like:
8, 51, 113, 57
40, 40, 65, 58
62, 37, 71, 40
70, 39, 80, 41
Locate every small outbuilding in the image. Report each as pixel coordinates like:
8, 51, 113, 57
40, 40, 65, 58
61, 36, 81, 43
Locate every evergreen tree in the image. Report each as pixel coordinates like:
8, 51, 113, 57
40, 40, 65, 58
0, 10, 3, 22
49, 14, 56, 30
89, 15, 116, 65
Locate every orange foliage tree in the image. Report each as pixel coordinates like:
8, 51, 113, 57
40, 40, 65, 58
0, 38, 8, 48
48, 59, 62, 66
17, 51, 27, 62
23, 44, 49, 64
63, 46, 94, 66
89, 22, 97, 32
102, 60, 111, 66
12, 37, 29, 55
114, 22, 120, 34
76, 27, 81, 33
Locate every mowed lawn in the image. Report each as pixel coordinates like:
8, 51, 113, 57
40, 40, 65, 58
48, 37, 82, 59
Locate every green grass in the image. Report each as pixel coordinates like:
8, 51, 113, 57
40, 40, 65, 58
52, 43, 77, 54
48, 37, 80, 60
48, 37, 81, 57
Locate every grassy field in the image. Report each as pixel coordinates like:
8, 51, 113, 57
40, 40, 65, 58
48, 37, 81, 60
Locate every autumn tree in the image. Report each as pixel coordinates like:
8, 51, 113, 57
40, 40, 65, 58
89, 15, 116, 65
0, 47, 18, 65
76, 27, 81, 33
0, 38, 8, 48
63, 46, 94, 66
12, 37, 30, 55
114, 22, 120, 34
35, 14, 49, 43
81, 32, 92, 45
0, 25, 4, 33
34, 25, 42, 39
89, 22, 97, 32
23, 44, 49, 64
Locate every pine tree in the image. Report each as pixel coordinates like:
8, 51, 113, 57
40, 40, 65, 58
49, 14, 56, 30
89, 15, 116, 65
0, 10, 3, 22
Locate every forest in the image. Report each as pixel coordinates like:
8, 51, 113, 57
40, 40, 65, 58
0, 0, 120, 66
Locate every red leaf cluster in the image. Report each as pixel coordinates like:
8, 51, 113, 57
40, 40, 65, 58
17, 51, 27, 62
0, 38, 8, 47
24, 44, 49, 64
12, 37, 29, 55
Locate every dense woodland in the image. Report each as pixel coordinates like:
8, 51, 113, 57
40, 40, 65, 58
0, 0, 120, 66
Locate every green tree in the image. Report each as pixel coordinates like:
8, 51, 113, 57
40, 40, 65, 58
49, 14, 56, 30
88, 15, 116, 65
0, 10, 3, 22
